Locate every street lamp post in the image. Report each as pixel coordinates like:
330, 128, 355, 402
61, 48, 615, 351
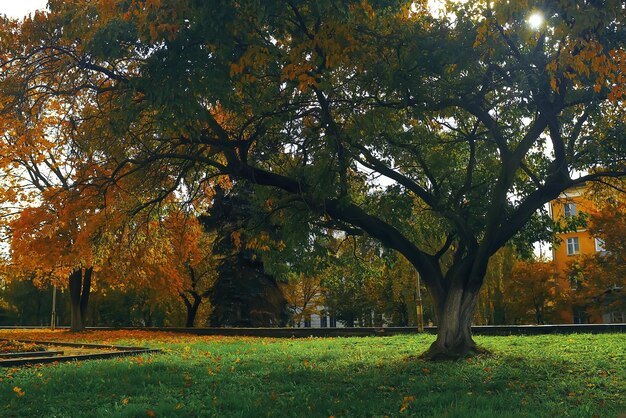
50, 285, 57, 330
415, 271, 424, 332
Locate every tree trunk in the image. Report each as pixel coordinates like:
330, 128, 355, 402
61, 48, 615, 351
181, 292, 202, 327
68, 268, 92, 331
493, 286, 506, 325
421, 285, 482, 360
80, 268, 92, 323
535, 307, 544, 325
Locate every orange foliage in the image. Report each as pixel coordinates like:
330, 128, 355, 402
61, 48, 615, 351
565, 184, 626, 313
505, 260, 560, 324
472, 0, 626, 103
0, 328, 253, 346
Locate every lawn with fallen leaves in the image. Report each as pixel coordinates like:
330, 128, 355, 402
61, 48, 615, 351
0, 329, 624, 417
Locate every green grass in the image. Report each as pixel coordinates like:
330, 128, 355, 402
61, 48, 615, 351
0, 332, 624, 417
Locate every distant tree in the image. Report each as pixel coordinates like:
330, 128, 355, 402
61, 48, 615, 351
475, 246, 515, 325
505, 260, 560, 325
0, 279, 58, 326
388, 254, 435, 328
202, 184, 289, 327
156, 211, 217, 328
281, 272, 324, 327
86, 287, 179, 327
319, 236, 415, 327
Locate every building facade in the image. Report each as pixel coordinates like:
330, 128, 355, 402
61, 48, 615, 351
550, 184, 624, 323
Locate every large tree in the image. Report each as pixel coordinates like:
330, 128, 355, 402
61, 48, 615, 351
1, 1, 625, 357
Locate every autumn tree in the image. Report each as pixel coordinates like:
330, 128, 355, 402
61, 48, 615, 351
0, 8, 215, 330
163, 211, 216, 327
147, 210, 218, 327
0, 9, 142, 330
2, 151, 130, 331
2, 1, 626, 357
95, 202, 218, 327
0, 102, 206, 330
4, 174, 161, 330
505, 259, 560, 325
280, 272, 325, 327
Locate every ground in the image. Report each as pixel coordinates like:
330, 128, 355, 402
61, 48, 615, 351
0, 330, 624, 417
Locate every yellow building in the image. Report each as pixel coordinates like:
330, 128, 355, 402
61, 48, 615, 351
549, 184, 620, 323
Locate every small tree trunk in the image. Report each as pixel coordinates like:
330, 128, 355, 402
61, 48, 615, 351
68, 268, 93, 332
182, 292, 202, 327
535, 307, 544, 325
68, 269, 84, 331
80, 268, 92, 323
493, 286, 506, 325
422, 285, 482, 360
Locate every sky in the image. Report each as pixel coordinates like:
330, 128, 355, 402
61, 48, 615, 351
0, 0, 48, 19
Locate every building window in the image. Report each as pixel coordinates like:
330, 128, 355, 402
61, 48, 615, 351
564, 203, 577, 218
595, 238, 606, 252
304, 315, 311, 328
320, 316, 328, 328
566, 237, 580, 255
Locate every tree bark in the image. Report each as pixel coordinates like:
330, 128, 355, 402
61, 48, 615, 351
421, 285, 482, 360
68, 268, 92, 331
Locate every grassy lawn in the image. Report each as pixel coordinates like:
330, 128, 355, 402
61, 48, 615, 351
0, 330, 623, 417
